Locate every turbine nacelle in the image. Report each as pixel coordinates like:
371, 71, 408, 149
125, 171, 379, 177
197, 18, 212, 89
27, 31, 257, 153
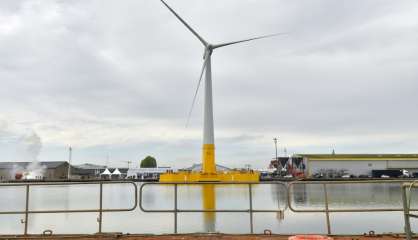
203, 45, 213, 59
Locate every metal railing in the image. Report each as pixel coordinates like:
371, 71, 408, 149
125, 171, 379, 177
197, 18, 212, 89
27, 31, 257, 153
288, 180, 418, 234
0, 181, 138, 235
402, 181, 418, 240
1, 180, 417, 235
139, 182, 288, 234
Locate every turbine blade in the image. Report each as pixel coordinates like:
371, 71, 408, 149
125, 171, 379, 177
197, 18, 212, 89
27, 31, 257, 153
212, 32, 287, 49
160, 0, 207, 46
186, 55, 208, 127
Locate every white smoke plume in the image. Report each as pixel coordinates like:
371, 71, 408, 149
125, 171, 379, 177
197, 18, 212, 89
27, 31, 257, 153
19, 131, 45, 179
1, 125, 47, 180
20, 131, 42, 161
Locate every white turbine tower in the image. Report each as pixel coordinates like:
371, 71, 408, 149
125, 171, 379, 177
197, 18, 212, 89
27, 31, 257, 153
160, 0, 285, 179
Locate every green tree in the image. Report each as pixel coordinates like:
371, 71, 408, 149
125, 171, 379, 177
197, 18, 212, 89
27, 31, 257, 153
140, 155, 157, 168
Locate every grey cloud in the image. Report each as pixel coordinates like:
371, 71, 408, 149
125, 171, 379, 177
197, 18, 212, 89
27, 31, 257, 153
1, 0, 417, 167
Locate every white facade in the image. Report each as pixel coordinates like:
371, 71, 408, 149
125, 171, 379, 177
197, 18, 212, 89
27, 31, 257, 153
126, 167, 172, 179
308, 159, 418, 176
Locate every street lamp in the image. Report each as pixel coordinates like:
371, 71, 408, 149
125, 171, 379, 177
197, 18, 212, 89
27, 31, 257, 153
273, 138, 278, 160
67, 146, 72, 180
273, 138, 278, 174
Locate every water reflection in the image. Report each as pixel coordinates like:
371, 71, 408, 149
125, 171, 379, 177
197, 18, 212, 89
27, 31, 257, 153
202, 184, 216, 232
64, 185, 69, 220
292, 184, 307, 204
289, 182, 407, 209
270, 184, 288, 221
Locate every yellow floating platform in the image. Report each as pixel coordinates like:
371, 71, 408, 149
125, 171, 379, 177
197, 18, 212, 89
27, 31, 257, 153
159, 171, 260, 182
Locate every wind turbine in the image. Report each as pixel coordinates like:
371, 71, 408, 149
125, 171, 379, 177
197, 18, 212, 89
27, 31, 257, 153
160, 0, 285, 176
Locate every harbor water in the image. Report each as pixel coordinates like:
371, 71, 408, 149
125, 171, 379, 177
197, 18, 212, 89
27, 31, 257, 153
0, 182, 417, 235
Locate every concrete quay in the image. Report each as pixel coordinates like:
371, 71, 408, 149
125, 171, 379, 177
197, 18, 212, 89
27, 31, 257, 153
0, 233, 409, 240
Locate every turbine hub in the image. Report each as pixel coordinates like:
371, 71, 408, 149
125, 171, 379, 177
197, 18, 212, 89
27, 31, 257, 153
205, 44, 213, 56
203, 45, 213, 59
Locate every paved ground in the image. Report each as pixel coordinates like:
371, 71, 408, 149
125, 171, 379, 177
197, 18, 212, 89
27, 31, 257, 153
0, 233, 410, 240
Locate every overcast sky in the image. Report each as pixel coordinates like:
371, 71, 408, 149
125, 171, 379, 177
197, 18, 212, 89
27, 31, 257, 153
0, 0, 417, 168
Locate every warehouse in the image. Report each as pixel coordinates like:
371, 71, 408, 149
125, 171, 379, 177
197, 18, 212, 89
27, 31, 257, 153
70, 163, 107, 179
0, 161, 69, 181
296, 154, 418, 177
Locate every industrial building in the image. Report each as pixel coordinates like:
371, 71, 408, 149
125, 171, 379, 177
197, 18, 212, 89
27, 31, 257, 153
270, 157, 304, 170
296, 154, 418, 177
0, 162, 130, 181
71, 164, 128, 179
0, 161, 69, 181
70, 163, 107, 180
126, 167, 171, 180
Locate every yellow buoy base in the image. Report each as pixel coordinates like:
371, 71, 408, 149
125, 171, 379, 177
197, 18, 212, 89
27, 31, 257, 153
159, 171, 260, 182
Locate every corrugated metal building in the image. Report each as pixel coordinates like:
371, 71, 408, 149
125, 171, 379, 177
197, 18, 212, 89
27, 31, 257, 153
296, 154, 418, 177
71, 163, 107, 179
0, 161, 69, 181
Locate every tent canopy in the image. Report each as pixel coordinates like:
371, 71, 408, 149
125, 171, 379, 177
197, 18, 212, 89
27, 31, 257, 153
101, 168, 112, 175
112, 168, 121, 175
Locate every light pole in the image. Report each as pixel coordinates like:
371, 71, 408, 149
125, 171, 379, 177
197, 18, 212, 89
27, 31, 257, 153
273, 138, 278, 174
67, 146, 72, 180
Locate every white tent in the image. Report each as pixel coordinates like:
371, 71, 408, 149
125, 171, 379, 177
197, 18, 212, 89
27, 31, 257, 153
101, 168, 112, 175
112, 168, 121, 175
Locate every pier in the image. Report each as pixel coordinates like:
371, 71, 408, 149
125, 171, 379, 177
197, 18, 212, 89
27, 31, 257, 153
0, 233, 407, 240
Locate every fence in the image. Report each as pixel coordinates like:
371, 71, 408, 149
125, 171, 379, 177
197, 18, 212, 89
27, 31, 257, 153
0, 181, 138, 235
139, 182, 288, 234
288, 180, 418, 234
402, 181, 418, 240
0, 180, 417, 235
